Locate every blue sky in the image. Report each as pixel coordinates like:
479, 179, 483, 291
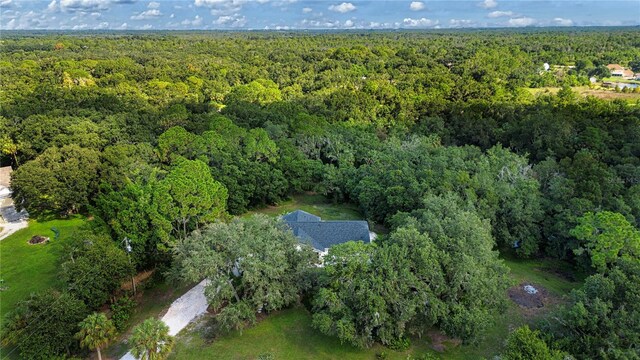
1, 0, 639, 30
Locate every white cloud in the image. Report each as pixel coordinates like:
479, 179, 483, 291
507, 17, 536, 26
402, 17, 438, 27
181, 14, 202, 26
195, 0, 244, 7
60, 0, 110, 12
47, 0, 58, 12
302, 6, 312, 13
119, 21, 128, 28
147, 1, 159, 8
479, 0, 497, 9
409, 1, 424, 11
139, 23, 153, 29
4, 18, 15, 28
213, 13, 246, 27
344, 19, 353, 27
0, 0, 12, 7
328, 2, 355, 13
169, 13, 174, 18
554, 17, 573, 26
196, 0, 248, 15
130, 8, 161, 20
487, 10, 512, 18
449, 19, 474, 27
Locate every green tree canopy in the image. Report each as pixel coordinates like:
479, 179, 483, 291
60, 230, 134, 309
76, 312, 117, 360
11, 144, 100, 215
2, 290, 89, 360
571, 211, 640, 272
172, 214, 317, 333
129, 318, 175, 360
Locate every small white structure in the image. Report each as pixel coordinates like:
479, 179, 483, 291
543, 63, 550, 71
524, 285, 538, 295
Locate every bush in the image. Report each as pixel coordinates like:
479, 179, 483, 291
387, 336, 411, 351
110, 295, 136, 332
2, 290, 89, 359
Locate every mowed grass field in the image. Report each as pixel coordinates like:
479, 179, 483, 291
170, 194, 583, 360
170, 307, 432, 360
527, 86, 640, 102
243, 193, 363, 221
0, 216, 86, 323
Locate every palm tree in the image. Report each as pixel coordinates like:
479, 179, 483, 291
130, 318, 175, 360
76, 313, 116, 360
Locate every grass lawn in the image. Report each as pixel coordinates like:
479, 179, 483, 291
244, 193, 363, 221
170, 307, 432, 360
527, 86, 640, 103
602, 77, 640, 84
169, 255, 582, 360
0, 216, 86, 323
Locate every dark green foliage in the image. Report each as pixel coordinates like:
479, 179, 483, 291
336, 136, 543, 257
11, 144, 100, 216
547, 259, 640, 359
312, 194, 509, 348
2, 290, 89, 360
172, 215, 317, 333
570, 211, 640, 271
94, 180, 172, 268
110, 296, 136, 332
60, 231, 134, 309
502, 326, 565, 360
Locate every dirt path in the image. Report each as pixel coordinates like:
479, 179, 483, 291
120, 279, 210, 359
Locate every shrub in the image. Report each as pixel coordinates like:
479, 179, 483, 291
111, 295, 136, 332
387, 336, 411, 351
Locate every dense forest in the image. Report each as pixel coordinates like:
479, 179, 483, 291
1, 29, 639, 360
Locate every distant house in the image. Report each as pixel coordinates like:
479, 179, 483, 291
281, 210, 372, 258
607, 64, 624, 71
607, 64, 634, 79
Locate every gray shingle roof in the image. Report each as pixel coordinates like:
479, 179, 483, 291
282, 210, 370, 251
281, 210, 321, 223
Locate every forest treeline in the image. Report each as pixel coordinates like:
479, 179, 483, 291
1, 30, 639, 359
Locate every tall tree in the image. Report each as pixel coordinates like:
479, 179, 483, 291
61, 231, 135, 309
172, 215, 316, 333
76, 313, 117, 360
2, 291, 89, 359
160, 159, 228, 239
571, 211, 640, 271
129, 318, 175, 360
11, 144, 100, 215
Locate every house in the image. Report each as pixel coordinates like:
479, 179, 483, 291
607, 64, 635, 79
607, 64, 624, 71
281, 210, 372, 258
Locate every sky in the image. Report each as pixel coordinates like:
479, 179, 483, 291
1, 0, 639, 30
